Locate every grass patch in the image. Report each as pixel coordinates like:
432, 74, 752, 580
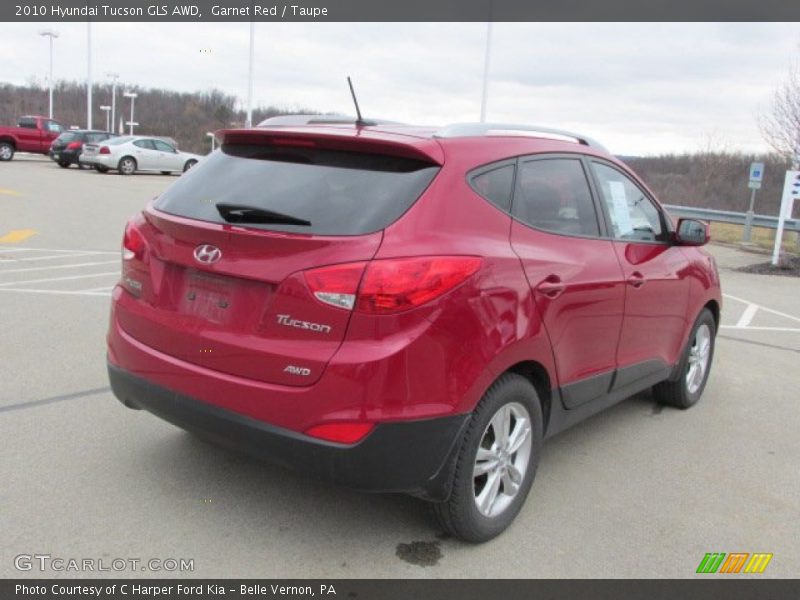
709, 221, 799, 253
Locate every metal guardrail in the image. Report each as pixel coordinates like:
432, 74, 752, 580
663, 204, 800, 233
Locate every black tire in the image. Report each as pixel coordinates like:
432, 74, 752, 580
0, 141, 14, 161
183, 159, 198, 172
653, 308, 716, 409
94, 165, 110, 173
118, 156, 137, 175
58, 161, 70, 168
431, 373, 543, 543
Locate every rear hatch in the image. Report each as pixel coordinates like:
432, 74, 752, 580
117, 127, 442, 386
51, 131, 82, 151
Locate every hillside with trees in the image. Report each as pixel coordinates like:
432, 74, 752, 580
623, 152, 793, 216
0, 80, 311, 154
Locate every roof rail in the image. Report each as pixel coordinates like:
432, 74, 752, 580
434, 123, 606, 151
257, 114, 402, 127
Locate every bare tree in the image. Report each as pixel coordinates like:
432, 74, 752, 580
759, 61, 800, 160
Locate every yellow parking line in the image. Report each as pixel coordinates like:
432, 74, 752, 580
0, 188, 23, 196
0, 229, 39, 244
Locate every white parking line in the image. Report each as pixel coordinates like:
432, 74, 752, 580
735, 303, 759, 328
724, 293, 800, 324
0, 271, 119, 287
0, 288, 111, 297
0, 260, 119, 274
720, 325, 800, 332
0, 246, 117, 255
0, 252, 107, 262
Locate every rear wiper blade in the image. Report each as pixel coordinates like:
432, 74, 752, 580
216, 203, 311, 226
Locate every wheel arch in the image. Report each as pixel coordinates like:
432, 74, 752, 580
704, 299, 720, 330
503, 360, 553, 435
0, 136, 17, 147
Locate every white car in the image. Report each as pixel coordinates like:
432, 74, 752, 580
80, 135, 202, 175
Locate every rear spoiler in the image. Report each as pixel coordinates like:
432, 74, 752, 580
215, 128, 444, 166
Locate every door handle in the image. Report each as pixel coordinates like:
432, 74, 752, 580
535, 275, 566, 299
627, 272, 646, 288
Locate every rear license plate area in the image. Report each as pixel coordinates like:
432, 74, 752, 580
180, 270, 234, 324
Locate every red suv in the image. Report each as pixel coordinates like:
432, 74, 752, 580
107, 118, 721, 542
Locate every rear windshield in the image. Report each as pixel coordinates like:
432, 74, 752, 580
154, 144, 440, 235
55, 132, 81, 142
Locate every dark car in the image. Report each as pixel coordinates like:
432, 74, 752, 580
108, 116, 721, 542
49, 130, 116, 168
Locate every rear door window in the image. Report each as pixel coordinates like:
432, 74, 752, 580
513, 158, 601, 237
152, 140, 175, 153
18, 117, 37, 129
154, 144, 440, 236
133, 139, 156, 150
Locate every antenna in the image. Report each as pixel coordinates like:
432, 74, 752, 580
347, 76, 365, 126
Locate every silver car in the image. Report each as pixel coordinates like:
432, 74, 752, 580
80, 135, 202, 175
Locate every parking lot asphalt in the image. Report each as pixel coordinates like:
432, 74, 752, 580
1, 155, 798, 578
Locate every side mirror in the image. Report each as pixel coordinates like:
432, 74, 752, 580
675, 218, 709, 246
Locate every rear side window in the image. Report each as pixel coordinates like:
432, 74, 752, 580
514, 158, 600, 237
154, 144, 440, 236
470, 164, 515, 212
18, 117, 36, 129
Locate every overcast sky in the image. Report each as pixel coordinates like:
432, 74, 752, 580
1, 22, 798, 156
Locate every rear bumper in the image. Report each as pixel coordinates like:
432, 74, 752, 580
80, 154, 114, 167
49, 149, 79, 163
108, 362, 469, 500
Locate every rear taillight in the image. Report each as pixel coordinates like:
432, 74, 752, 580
303, 262, 366, 310
304, 256, 481, 315
122, 219, 146, 261
66, 141, 82, 149
99, 146, 111, 154
305, 422, 374, 444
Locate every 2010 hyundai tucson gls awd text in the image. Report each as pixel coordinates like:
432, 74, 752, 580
107, 117, 721, 542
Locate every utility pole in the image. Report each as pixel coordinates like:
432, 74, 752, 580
39, 30, 59, 119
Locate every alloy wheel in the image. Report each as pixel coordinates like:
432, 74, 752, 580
473, 402, 533, 518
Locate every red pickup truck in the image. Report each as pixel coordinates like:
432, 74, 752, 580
0, 115, 65, 161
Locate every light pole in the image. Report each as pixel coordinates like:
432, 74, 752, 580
106, 72, 120, 133
246, 22, 254, 128
39, 30, 59, 118
123, 92, 137, 134
206, 132, 215, 152
100, 105, 111, 131
87, 23, 92, 129
480, 21, 493, 123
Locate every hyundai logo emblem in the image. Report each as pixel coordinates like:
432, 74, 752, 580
193, 244, 222, 264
